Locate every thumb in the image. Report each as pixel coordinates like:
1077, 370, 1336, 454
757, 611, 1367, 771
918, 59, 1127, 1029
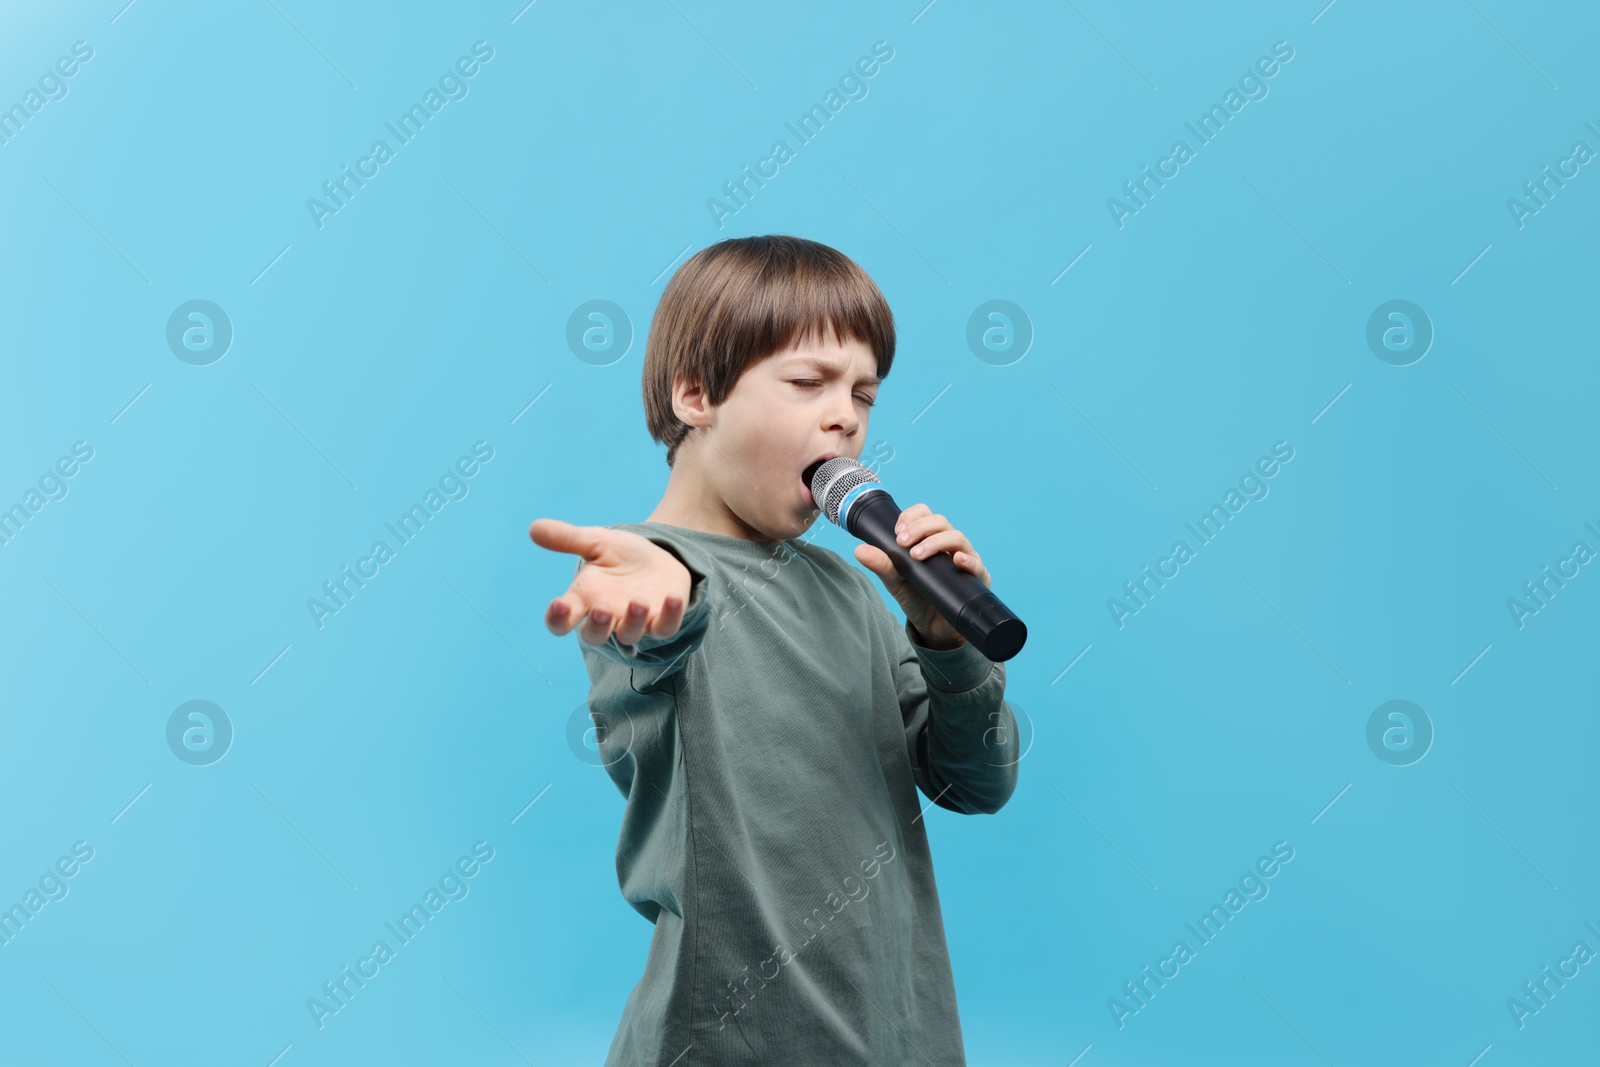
854, 542, 893, 580
529, 518, 601, 560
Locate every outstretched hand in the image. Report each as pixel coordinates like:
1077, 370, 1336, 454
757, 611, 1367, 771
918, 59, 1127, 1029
528, 518, 693, 647
852, 503, 991, 650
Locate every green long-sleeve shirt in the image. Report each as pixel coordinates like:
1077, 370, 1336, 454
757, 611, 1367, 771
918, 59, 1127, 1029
576, 521, 1019, 1066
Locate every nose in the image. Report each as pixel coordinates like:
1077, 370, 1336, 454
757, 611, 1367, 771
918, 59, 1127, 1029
823, 386, 860, 438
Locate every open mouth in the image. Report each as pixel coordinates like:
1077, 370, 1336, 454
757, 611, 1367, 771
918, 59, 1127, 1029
800, 454, 838, 509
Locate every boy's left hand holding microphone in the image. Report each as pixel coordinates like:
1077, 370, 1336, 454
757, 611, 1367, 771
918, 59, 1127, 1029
853, 503, 990, 651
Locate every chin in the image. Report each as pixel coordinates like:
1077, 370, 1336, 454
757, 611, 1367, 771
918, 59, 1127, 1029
776, 508, 819, 541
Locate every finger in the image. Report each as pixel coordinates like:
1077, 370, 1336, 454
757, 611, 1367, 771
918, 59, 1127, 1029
579, 605, 617, 646
648, 594, 686, 639
896, 512, 949, 545
894, 503, 932, 535
952, 550, 990, 588
613, 599, 652, 646
905, 528, 967, 560
529, 518, 605, 561
854, 544, 905, 593
545, 591, 588, 636
854, 542, 890, 577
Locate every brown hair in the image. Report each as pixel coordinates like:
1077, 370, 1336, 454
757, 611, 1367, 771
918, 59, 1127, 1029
642, 235, 896, 467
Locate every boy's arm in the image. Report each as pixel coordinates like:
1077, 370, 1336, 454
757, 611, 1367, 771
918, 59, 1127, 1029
857, 570, 1021, 816
573, 537, 712, 686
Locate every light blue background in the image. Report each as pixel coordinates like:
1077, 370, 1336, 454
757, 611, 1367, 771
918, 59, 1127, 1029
1, 1, 1595, 1064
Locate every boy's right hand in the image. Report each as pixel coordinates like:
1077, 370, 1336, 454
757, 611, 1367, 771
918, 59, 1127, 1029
528, 519, 693, 647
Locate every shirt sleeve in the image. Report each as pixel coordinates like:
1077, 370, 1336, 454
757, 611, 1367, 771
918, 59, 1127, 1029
572, 531, 713, 689
855, 569, 1021, 816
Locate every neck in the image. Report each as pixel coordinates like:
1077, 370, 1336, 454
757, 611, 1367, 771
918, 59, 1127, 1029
645, 443, 780, 542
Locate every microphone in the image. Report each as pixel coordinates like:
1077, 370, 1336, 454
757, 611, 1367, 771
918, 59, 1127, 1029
806, 456, 1027, 662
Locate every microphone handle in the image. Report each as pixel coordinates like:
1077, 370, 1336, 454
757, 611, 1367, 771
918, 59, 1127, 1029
848, 488, 1027, 662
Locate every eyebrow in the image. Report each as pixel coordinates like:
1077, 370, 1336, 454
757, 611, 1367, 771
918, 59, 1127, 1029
784, 355, 881, 387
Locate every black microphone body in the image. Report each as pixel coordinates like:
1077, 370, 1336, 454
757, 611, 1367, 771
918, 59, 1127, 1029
808, 457, 1027, 662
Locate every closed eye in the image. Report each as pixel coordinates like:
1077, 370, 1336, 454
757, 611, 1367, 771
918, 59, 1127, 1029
792, 380, 876, 407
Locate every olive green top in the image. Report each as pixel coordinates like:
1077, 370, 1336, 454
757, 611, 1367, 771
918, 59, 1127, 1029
576, 521, 1019, 1067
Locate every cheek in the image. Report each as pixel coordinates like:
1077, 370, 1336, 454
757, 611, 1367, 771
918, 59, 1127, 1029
725, 411, 793, 483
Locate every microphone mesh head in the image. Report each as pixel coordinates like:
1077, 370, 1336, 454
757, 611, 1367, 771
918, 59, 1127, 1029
810, 456, 880, 527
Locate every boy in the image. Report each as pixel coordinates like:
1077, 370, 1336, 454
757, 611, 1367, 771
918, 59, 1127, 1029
529, 235, 1019, 1066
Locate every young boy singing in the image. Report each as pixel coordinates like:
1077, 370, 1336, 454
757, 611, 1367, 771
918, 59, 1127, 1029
529, 235, 1019, 1066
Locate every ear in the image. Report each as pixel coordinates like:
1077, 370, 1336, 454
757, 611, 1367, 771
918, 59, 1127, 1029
671, 372, 714, 430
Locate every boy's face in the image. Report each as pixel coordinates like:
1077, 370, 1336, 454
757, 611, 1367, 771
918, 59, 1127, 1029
689, 331, 879, 541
